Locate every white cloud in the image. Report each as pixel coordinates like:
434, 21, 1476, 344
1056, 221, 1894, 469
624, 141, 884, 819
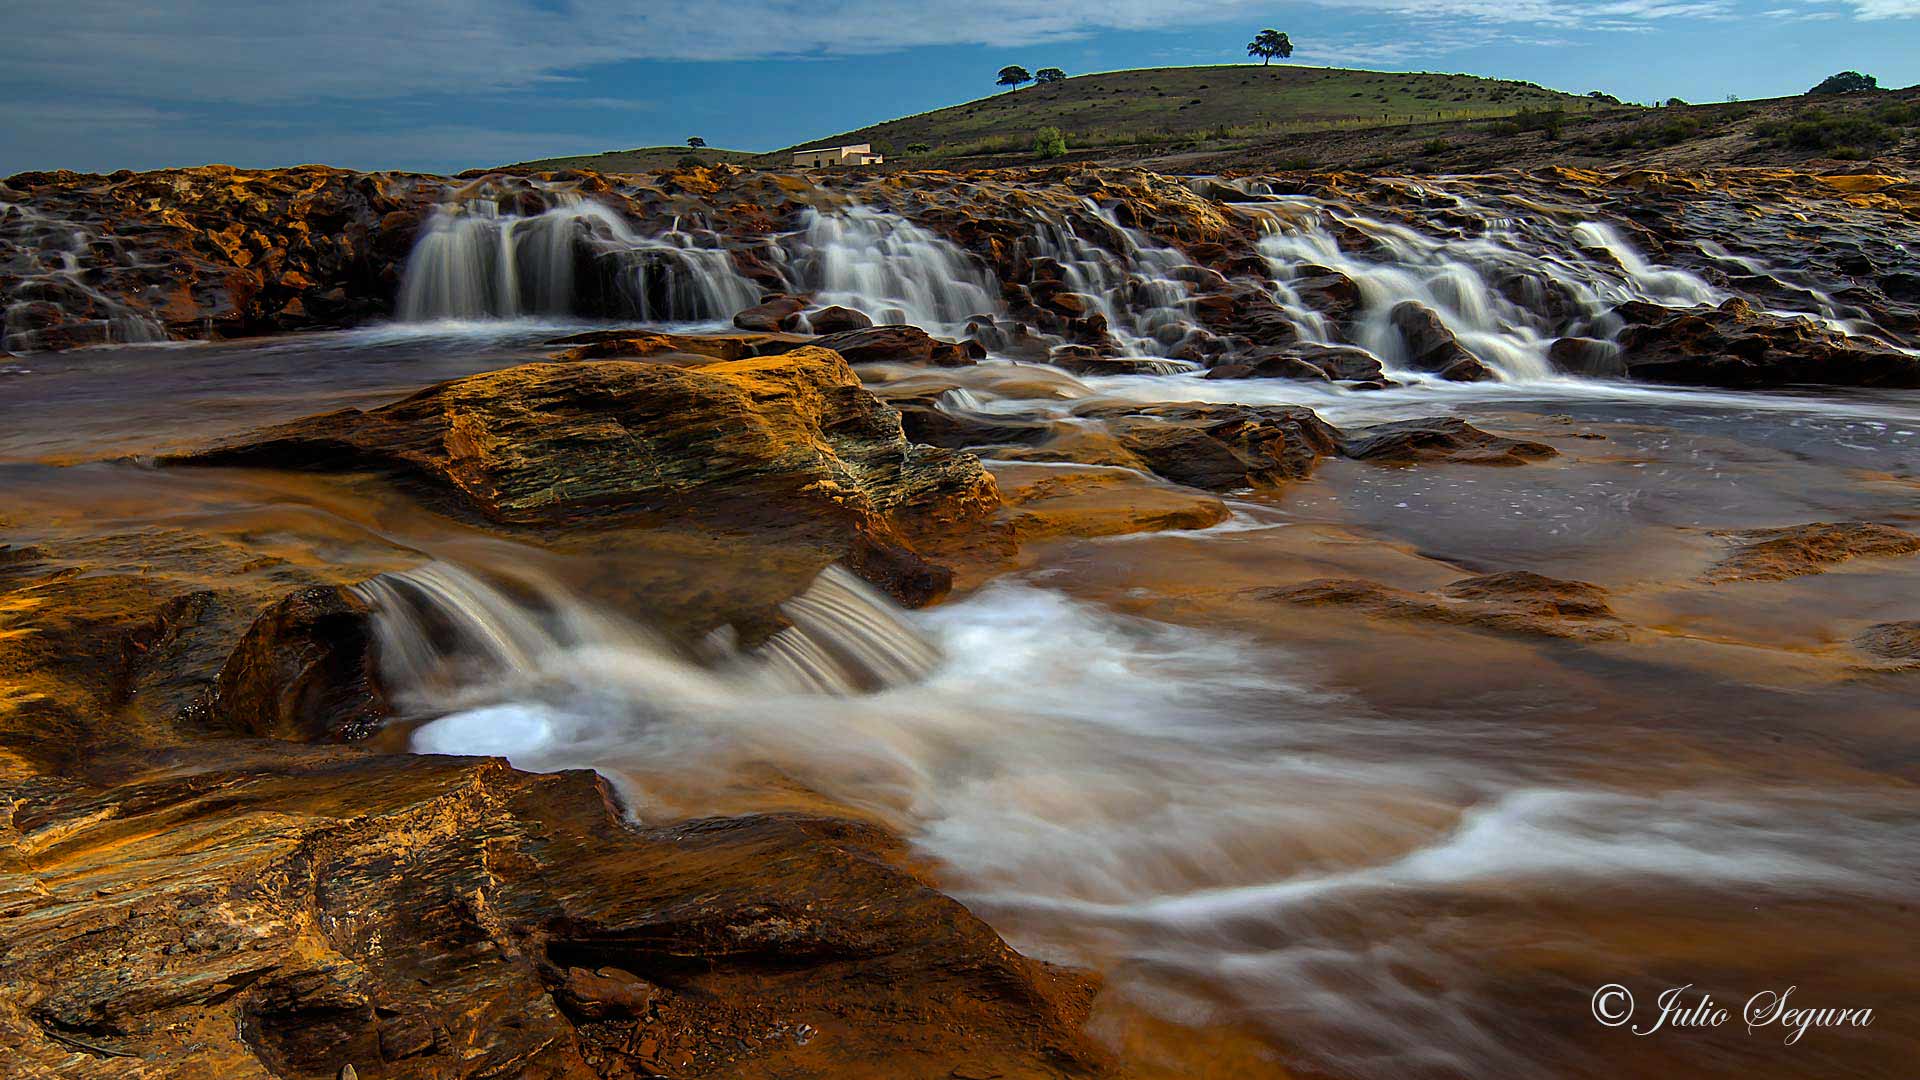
0, 0, 1778, 106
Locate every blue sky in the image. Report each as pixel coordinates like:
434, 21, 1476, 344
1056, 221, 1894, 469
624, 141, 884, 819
2, 0, 1916, 175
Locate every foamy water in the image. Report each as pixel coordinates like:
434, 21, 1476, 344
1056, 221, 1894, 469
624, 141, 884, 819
384, 560, 1920, 1078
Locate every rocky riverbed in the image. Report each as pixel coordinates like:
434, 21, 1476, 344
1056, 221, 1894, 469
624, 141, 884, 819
2, 161, 1918, 1079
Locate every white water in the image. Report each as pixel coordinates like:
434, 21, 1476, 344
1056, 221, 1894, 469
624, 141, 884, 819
397, 192, 757, 322
363, 555, 1920, 1078
787, 205, 1002, 334
1, 200, 169, 351
1027, 199, 1207, 359
1237, 196, 1720, 382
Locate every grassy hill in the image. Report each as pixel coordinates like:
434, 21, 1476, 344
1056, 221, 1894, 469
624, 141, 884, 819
487, 145, 758, 175
775, 65, 1601, 162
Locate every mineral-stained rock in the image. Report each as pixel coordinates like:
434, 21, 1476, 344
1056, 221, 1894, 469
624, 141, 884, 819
166, 350, 1000, 606
208, 585, 387, 742
1703, 521, 1920, 583
1071, 402, 1342, 491
0, 743, 1110, 1079
993, 463, 1231, 542
1614, 299, 1920, 388
1258, 570, 1625, 640
1339, 417, 1559, 466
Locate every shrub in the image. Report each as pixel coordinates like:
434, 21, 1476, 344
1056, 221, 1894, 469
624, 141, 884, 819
677, 155, 706, 168
1422, 139, 1452, 155
1032, 125, 1068, 159
1756, 109, 1895, 152
905, 142, 931, 154
1666, 97, 1689, 107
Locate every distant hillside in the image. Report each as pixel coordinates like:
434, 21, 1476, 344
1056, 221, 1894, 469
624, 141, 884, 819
487, 145, 757, 175
773, 65, 1600, 162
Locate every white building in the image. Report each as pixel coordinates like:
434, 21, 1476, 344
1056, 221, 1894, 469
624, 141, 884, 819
792, 143, 885, 168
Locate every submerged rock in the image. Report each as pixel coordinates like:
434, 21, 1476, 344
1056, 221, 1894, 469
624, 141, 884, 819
1703, 521, 1920, 583
1854, 621, 1920, 666
1259, 570, 1625, 640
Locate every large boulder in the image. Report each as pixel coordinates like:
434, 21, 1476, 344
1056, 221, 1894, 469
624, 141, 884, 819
1614, 299, 1920, 388
168, 350, 999, 605
806, 304, 874, 333
732, 294, 807, 332
1389, 301, 1494, 382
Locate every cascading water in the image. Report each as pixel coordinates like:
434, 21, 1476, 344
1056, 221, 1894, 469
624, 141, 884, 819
354, 556, 1920, 1080
353, 560, 941, 726
1236, 193, 1721, 382
1027, 199, 1206, 363
0, 200, 168, 351
396, 190, 758, 323
787, 205, 1001, 333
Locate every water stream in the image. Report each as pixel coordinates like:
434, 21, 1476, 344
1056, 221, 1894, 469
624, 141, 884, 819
6, 173, 1919, 1077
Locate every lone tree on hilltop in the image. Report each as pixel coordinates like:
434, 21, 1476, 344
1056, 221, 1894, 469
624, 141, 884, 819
1808, 71, 1877, 95
998, 65, 1033, 91
686, 136, 706, 148
1247, 29, 1293, 66
1035, 67, 1067, 84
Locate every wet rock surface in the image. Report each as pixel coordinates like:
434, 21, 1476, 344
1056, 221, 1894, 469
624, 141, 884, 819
8, 161, 1917, 394
1704, 521, 1920, 583
1258, 570, 1626, 640
167, 350, 999, 607
1339, 418, 1560, 466
0, 744, 1106, 1079
1615, 299, 1920, 388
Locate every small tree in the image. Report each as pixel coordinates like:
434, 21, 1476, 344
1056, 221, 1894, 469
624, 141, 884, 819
997, 65, 1033, 92
1033, 126, 1067, 159
1246, 29, 1293, 66
686, 136, 707, 148
1809, 71, 1877, 95
1035, 67, 1067, 84
1666, 97, 1688, 107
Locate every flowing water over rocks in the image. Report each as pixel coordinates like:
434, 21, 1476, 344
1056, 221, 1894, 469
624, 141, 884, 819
3, 160, 1920, 1080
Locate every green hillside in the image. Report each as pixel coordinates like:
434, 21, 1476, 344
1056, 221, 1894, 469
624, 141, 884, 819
776, 65, 1604, 161
486, 145, 758, 175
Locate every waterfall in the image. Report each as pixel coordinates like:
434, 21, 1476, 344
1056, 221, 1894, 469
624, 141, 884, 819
396, 191, 758, 323
1027, 200, 1205, 359
1, 200, 168, 351
352, 560, 941, 720
788, 206, 1001, 333
1237, 194, 1722, 382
